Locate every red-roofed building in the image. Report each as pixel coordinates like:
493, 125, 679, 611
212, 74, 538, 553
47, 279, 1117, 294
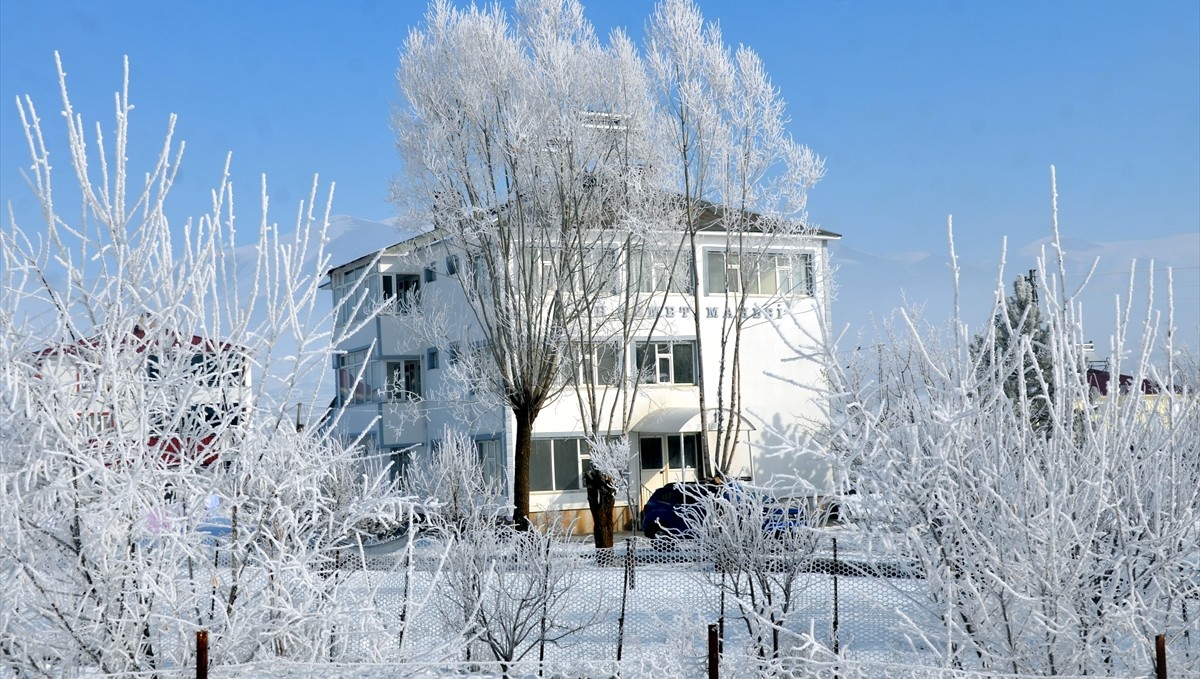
32, 321, 250, 466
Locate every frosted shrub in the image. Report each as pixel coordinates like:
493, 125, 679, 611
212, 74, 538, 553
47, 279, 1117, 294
821, 173, 1199, 674
0, 56, 408, 674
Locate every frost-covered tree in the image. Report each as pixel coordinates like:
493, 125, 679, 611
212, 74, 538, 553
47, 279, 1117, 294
971, 270, 1058, 434
436, 520, 595, 675
647, 0, 824, 476
819, 174, 1199, 674
404, 425, 507, 533
0, 56, 411, 675
394, 0, 825, 537
393, 0, 666, 530
689, 485, 821, 664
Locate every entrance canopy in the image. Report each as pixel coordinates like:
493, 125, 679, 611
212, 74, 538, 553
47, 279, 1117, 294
631, 407, 756, 434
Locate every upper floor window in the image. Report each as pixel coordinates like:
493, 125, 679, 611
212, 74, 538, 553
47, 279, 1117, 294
188, 352, 245, 387
337, 349, 373, 405
560, 342, 622, 386
147, 351, 244, 387
635, 341, 696, 385
635, 248, 693, 294
381, 273, 421, 313
385, 359, 422, 401
706, 250, 813, 297
333, 265, 369, 327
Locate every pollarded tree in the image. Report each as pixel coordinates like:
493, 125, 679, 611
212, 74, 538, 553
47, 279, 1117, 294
393, 0, 666, 529
971, 271, 1057, 434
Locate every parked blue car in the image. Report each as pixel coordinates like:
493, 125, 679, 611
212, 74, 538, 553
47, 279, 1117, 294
642, 481, 805, 540
642, 482, 709, 539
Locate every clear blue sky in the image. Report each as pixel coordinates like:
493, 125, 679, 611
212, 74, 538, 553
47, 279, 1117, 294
3, 1, 1198, 338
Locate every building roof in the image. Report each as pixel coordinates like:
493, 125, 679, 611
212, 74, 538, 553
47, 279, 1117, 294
1086, 368, 1160, 396
324, 203, 839, 277
35, 323, 243, 359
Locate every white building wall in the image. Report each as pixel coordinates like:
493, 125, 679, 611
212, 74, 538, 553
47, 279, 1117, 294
328, 225, 837, 519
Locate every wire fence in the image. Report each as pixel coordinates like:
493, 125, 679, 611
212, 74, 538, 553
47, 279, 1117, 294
172, 530, 1183, 678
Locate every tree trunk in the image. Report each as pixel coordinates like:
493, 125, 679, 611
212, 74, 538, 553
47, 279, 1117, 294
512, 406, 536, 531
584, 469, 616, 549
687, 227, 714, 480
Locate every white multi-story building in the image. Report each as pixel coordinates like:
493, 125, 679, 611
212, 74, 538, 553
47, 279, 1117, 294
326, 218, 839, 530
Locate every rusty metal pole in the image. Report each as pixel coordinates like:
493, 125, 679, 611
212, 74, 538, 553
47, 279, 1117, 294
196, 629, 209, 679
708, 622, 719, 679
1155, 634, 1167, 679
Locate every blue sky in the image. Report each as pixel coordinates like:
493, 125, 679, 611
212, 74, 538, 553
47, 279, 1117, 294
2, 1, 1198, 345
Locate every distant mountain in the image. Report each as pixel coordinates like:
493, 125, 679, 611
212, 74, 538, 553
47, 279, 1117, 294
830, 232, 1200, 358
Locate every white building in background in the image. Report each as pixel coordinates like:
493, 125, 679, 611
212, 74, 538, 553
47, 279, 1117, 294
325, 217, 839, 530
33, 322, 250, 466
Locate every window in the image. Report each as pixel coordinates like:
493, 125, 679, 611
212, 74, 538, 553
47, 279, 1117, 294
583, 343, 621, 386
147, 354, 163, 380
640, 434, 699, 471
560, 342, 621, 386
387, 447, 412, 483
426, 348, 439, 370
385, 359, 422, 401
636, 249, 693, 294
381, 273, 421, 313
530, 437, 591, 491
585, 248, 622, 295
446, 255, 460, 276
333, 265, 369, 327
706, 251, 814, 296
424, 265, 437, 283
476, 438, 505, 491
148, 403, 242, 439
337, 349, 372, 405
82, 412, 115, 437
188, 352, 244, 387
635, 341, 696, 385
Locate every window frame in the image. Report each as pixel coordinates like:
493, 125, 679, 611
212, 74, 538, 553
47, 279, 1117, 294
705, 250, 814, 297
530, 437, 590, 492
384, 358, 423, 401
634, 340, 696, 385
333, 264, 369, 327
635, 248, 694, 294
381, 272, 422, 313
639, 433, 700, 472
337, 348, 372, 406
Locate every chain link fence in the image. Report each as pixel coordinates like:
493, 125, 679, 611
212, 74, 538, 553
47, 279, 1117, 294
202, 529, 1176, 677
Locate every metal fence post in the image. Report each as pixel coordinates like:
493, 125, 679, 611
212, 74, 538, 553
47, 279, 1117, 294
832, 536, 840, 655
196, 629, 209, 679
617, 537, 632, 662
708, 622, 719, 679
1155, 633, 1167, 679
